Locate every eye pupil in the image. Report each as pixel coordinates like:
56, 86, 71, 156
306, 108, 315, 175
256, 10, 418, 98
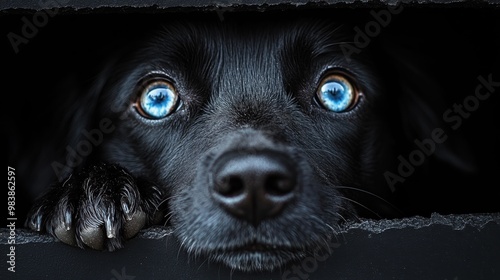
317, 74, 357, 113
138, 81, 178, 119
148, 89, 166, 103
323, 84, 343, 101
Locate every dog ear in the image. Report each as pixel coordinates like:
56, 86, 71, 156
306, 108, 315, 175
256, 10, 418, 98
373, 33, 477, 175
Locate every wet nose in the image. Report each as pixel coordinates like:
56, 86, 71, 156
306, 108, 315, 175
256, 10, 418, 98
211, 151, 297, 227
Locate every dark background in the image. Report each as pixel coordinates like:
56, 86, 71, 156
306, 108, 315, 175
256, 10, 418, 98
2, 4, 500, 225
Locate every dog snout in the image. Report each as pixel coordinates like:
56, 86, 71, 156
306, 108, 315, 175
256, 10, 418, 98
210, 151, 298, 226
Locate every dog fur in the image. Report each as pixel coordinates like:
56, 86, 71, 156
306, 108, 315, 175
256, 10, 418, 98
20, 14, 476, 271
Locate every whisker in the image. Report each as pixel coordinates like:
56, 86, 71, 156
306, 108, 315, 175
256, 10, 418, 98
320, 209, 350, 242
332, 210, 348, 223
323, 222, 337, 234
334, 185, 403, 215
319, 236, 332, 255
337, 196, 382, 219
163, 211, 174, 226
176, 236, 186, 262
307, 215, 343, 255
332, 215, 348, 243
335, 186, 395, 207
197, 257, 209, 271
159, 193, 182, 205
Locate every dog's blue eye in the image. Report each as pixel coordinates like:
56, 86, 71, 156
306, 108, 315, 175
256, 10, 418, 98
138, 81, 179, 119
316, 74, 358, 112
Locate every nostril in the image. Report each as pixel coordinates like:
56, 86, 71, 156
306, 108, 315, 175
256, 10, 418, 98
265, 173, 295, 196
215, 175, 245, 197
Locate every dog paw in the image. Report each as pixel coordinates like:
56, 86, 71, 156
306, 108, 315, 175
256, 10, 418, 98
25, 162, 163, 251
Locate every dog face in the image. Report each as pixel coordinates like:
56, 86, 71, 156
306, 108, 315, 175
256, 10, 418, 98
92, 18, 394, 271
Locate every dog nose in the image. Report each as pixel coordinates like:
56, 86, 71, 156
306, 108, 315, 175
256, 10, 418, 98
211, 152, 297, 226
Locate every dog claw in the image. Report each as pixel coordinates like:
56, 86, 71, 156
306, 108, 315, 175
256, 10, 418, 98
105, 212, 116, 239
121, 198, 133, 221
29, 213, 43, 232
63, 209, 73, 230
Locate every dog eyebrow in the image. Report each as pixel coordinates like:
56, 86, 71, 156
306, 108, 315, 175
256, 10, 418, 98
278, 23, 348, 94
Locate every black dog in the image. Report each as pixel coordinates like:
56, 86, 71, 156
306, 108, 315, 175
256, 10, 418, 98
23, 15, 466, 271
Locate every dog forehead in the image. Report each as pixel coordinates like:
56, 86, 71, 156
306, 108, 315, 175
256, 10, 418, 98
144, 19, 353, 98
152, 19, 344, 68
216, 32, 284, 95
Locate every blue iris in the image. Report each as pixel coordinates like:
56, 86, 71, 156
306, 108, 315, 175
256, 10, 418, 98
317, 77, 354, 112
140, 83, 178, 119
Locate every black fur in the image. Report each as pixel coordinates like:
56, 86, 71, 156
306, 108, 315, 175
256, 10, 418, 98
22, 15, 473, 271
